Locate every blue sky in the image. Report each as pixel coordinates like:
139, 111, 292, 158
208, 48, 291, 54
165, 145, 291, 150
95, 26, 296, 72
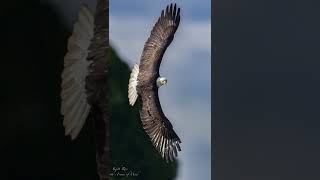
110, 0, 210, 21
49, 1, 211, 179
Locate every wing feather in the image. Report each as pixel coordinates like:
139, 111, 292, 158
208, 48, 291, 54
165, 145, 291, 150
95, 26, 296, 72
139, 90, 182, 162
61, 5, 93, 139
128, 64, 139, 106
138, 3, 181, 84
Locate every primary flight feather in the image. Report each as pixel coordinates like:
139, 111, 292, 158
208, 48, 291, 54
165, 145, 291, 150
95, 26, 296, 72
61, 5, 93, 140
61, 2, 109, 179
128, 3, 182, 163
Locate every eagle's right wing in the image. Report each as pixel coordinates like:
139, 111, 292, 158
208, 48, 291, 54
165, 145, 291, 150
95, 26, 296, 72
138, 3, 180, 82
61, 5, 93, 140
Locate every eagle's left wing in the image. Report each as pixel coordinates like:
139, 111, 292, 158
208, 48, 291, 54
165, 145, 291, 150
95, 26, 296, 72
61, 5, 93, 140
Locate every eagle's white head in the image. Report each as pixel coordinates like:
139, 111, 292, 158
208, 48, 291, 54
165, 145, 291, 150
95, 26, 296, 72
157, 77, 167, 87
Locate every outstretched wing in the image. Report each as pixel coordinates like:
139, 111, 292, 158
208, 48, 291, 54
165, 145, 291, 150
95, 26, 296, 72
61, 5, 93, 140
138, 3, 180, 84
139, 89, 181, 163
137, 4, 182, 162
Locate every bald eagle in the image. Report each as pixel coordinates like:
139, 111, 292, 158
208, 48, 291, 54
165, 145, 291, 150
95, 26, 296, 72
128, 3, 182, 163
60, 1, 109, 179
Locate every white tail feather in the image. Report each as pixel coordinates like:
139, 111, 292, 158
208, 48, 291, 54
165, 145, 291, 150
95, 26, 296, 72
61, 5, 93, 140
128, 64, 139, 106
